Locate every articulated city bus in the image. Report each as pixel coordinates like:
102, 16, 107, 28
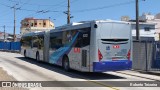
21, 20, 132, 72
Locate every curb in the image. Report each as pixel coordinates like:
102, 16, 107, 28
0, 50, 20, 53
131, 69, 160, 76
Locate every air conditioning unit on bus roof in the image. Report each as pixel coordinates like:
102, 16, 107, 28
71, 22, 83, 25
55, 22, 83, 29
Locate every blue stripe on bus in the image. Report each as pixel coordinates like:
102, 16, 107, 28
93, 60, 132, 72
49, 32, 79, 65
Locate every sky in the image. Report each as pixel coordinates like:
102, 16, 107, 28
0, 0, 160, 34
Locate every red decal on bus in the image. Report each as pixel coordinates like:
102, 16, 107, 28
74, 48, 77, 53
77, 48, 80, 53
113, 45, 120, 49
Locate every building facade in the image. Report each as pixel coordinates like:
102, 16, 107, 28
139, 13, 160, 41
121, 13, 159, 41
139, 13, 155, 20
20, 17, 55, 34
131, 22, 156, 41
0, 32, 16, 42
0, 32, 8, 42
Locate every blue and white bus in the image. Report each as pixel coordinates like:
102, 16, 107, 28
21, 20, 132, 72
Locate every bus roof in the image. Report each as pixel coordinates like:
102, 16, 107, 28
51, 22, 91, 33
50, 19, 130, 33
22, 31, 44, 37
95, 19, 130, 24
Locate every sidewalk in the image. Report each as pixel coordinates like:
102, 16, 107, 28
0, 67, 16, 81
0, 67, 28, 90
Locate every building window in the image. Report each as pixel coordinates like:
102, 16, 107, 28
31, 23, 33, 26
35, 23, 37, 26
43, 23, 46, 26
26, 23, 29, 26
144, 27, 151, 31
39, 23, 41, 25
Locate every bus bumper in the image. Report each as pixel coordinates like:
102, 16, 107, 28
93, 60, 132, 72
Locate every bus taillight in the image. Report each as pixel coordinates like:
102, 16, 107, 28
98, 49, 103, 61
127, 49, 131, 60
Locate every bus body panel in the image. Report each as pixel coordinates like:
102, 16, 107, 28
93, 60, 132, 72
49, 27, 91, 72
91, 21, 132, 72
43, 31, 50, 62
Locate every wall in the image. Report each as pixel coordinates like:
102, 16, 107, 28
0, 42, 21, 51
132, 41, 160, 71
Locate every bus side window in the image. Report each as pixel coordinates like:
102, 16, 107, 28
75, 33, 82, 47
81, 32, 90, 47
50, 32, 63, 49
32, 36, 38, 48
37, 35, 44, 49
24, 36, 32, 48
75, 29, 90, 48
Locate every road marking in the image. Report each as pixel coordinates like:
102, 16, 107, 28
116, 71, 160, 81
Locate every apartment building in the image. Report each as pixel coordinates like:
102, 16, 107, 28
20, 17, 55, 34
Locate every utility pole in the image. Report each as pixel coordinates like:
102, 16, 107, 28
67, 0, 70, 24
159, 33, 160, 41
13, 5, 16, 42
3, 25, 5, 42
49, 17, 51, 28
136, 0, 140, 40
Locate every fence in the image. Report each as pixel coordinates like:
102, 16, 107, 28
0, 42, 21, 52
132, 41, 160, 71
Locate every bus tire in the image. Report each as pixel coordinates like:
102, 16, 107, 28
36, 52, 40, 61
24, 50, 26, 57
63, 56, 70, 71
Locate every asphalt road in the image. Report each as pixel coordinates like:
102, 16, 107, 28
0, 52, 160, 90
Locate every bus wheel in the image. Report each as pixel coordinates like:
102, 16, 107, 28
24, 50, 26, 57
36, 52, 40, 61
63, 56, 70, 71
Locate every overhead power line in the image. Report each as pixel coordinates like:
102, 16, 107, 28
18, 0, 67, 20
0, 25, 19, 27
17, 0, 31, 9
0, 2, 61, 13
72, 0, 136, 13
0, 2, 13, 8
7, 0, 67, 7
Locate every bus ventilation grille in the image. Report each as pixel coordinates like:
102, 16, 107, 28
82, 50, 87, 67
